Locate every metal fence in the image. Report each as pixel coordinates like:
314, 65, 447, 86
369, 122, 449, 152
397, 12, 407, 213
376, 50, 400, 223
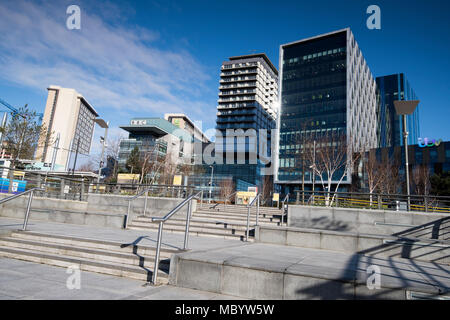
289, 190, 450, 214
0, 165, 198, 201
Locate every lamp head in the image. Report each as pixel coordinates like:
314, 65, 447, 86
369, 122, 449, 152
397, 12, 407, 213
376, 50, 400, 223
394, 100, 419, 115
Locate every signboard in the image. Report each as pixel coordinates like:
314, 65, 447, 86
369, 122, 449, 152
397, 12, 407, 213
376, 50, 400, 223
418, 138, 443, 148
236, 191, 257, 205
0, 178, 27, 194
272, 193, 279, 202
173, 175, 182, 186
131, 119, 147, 126
173, 118, 181, 128
117, 173, 140, 184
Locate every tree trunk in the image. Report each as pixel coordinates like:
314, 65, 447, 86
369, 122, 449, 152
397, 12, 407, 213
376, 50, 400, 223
7, 159, 15, 194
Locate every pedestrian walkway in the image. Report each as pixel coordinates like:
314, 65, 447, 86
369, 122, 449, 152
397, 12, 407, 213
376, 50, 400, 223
0, 257, 244, 300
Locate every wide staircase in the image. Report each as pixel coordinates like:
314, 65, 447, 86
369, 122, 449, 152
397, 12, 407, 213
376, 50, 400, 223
0, 230, 177, 284
128, 203, 284, 241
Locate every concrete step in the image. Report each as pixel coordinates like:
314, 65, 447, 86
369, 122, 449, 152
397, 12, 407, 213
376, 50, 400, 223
0, 245, 168, 283
128, 224, 252, 241
196, 207, 282, 217
0, 231, 179, 284
193, 211, 282, 224
129, 221, 250, 238
9, 231, 179, 257
200, 206, 282, 214
0, 237, 172, 269
133, 216, 263, 230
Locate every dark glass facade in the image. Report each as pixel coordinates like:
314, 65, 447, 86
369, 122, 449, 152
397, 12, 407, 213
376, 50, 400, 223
278, 31, 348, 183
376, 74, 420, 147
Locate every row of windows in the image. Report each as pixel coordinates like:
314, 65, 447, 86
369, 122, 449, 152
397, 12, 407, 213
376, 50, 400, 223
282, 99, 346, 117
283, 61, 346, 81
282, 86, 346, 105
283, 47, 346, 66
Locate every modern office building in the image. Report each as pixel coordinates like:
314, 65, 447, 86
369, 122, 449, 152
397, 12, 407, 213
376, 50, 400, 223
357, 140, 450, 194
376, 73, 420, 148
118, 117, 196, 181
35, 86, 99, 171
164, 113, 210, 145
211, 53, 279, 191
275, 28, 378, 195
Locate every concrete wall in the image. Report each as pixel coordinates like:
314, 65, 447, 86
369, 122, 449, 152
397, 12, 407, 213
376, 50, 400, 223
256, 226, 450, 265
86, 194, 196, 217
288, 205, 450, 238
169, 250, 433, 300
0, 193, 196, 229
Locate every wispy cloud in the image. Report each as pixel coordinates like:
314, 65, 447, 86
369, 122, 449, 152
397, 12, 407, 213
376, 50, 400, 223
0, 0, 213, 120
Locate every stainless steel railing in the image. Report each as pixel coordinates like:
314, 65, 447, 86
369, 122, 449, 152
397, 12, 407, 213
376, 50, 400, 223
124, 187, 151, 229
281, 193, 289, 226
0, 188, 45, 231
245, 192, 261, 242
150, 190, 203, 285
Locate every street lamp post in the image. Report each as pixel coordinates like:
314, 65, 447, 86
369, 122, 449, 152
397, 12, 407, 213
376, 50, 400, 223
208, 165, 214, 203
394, 100, 420, 211
94, 119, 109, 191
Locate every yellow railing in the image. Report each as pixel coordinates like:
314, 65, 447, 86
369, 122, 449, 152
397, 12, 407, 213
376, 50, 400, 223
307, 194, 450, 213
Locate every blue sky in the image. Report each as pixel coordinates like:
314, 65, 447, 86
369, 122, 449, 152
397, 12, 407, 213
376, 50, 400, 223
0, 0, 449, 159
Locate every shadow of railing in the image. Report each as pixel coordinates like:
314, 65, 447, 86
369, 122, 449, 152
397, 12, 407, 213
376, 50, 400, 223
294, 217, 450, 299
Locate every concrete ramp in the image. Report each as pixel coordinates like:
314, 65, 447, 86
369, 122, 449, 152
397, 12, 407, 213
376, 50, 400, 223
169, 243, 450, 300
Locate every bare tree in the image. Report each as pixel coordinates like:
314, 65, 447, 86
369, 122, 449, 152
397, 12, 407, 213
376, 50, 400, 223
412, 165, 431, 196
77, 161, 96, 172
260, 175, 273, 206
379, 156, 402, 195
362, 150, 388, 205
106, 133, 123, 182
0, 106, 51, 192
139, 142, 165, 185
294, 120, 313, 203
305, 131, 359, 206
219, 178, 235, 205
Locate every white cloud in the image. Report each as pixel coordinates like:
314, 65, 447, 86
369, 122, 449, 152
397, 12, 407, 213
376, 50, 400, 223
0, 0, 213, 120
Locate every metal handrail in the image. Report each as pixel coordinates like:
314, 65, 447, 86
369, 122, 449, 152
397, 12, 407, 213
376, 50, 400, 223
245, 192, 261, 242
0, 188, 45, 231
281, 194, 289, 226
295, 190, 450, 213
125, 186, 153, 228
150, 190, 203, 285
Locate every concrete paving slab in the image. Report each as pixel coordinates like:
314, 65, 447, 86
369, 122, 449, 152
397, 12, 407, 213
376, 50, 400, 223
172, 242, 450, 298
0, 257, 244, 300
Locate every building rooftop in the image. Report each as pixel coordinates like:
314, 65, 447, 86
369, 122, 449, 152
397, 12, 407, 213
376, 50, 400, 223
47, 85, 99, 117
281, 28, 350, 49
228, 53, 278, 75
120, 118, 192, 141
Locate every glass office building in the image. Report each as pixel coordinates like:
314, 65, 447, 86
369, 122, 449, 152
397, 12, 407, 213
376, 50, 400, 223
275, 29, 377, 195
376, 73, 420, 148
357, 141, 450, 194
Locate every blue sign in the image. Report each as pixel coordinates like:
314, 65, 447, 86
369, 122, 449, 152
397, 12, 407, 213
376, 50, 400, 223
0, 178, 27, 194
